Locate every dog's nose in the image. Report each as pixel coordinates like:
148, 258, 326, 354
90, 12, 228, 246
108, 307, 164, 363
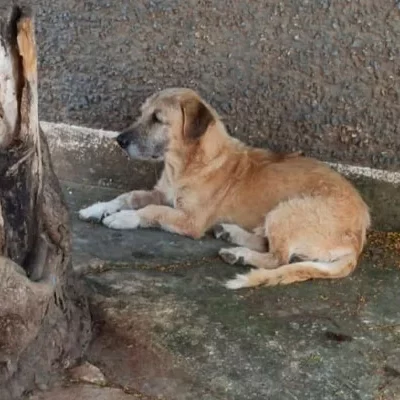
116, 132, 130, 149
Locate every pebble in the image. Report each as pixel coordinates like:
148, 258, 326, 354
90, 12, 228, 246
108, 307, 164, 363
68, 361, 107, 386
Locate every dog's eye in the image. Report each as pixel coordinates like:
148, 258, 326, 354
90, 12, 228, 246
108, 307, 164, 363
152, 112, 162, 124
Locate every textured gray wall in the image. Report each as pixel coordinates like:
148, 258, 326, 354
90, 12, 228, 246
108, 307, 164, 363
2, 1, 399, 170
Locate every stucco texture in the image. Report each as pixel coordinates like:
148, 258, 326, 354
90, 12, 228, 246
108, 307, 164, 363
1, 1, 399, 170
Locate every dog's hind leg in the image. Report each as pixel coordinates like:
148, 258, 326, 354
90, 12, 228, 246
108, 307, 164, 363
224, 253, 357, 289
214, 224, 267, 252
219, 247, 279, 269
223, 195, 365, 289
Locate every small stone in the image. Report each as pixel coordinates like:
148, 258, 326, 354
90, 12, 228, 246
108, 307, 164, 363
290, 322, 300, 330
386, 352, 400, 375
68, 361, 107, 386
37, 383, 48, 391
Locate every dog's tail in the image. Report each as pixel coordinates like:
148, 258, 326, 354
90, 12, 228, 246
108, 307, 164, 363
225, 253, 357, 290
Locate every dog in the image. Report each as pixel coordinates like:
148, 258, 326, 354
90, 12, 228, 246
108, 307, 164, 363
79, 88, 370, 289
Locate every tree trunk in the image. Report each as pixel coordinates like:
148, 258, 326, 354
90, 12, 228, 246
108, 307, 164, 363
0, 6, 91, 399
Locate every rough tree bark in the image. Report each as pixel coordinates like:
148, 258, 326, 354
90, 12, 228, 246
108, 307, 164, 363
0, 6, 91, 399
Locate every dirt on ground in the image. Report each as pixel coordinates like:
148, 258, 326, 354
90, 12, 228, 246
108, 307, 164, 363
25, 182, 399, 400
0, 0, 399, 170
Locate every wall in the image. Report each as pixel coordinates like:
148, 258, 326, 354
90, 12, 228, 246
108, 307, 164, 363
1, 0, 399, 170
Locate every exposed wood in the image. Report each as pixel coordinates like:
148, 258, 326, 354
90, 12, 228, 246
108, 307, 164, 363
0, 10, 19, 149
0, 6, 90, 399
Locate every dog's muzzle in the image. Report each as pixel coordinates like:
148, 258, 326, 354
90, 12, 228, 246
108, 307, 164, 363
116, 131, 132, 149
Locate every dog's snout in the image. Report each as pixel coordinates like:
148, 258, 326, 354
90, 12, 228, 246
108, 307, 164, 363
116, 132, 131, 149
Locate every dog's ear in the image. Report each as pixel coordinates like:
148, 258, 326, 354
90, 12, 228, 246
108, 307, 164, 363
181, 97, 214, 140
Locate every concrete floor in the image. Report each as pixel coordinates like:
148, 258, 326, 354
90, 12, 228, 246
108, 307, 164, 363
28, 181, 400, 400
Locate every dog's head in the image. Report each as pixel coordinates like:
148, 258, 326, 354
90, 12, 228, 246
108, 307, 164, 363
116, 88, 216, 161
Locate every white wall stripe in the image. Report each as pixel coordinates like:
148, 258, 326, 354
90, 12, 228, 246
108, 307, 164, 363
41, 121, 400, 185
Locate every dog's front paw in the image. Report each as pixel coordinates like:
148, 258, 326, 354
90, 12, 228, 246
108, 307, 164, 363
102, 210, 140, 230
219, 247, 250, 265
79, 201, 121, 223
214, 224, 247, 245
213, 224, 232, 241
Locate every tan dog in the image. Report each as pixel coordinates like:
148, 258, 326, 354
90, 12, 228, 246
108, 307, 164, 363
79, 88, 370, 289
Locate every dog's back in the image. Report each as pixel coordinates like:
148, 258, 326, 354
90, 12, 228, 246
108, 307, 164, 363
214, 145, 369, 234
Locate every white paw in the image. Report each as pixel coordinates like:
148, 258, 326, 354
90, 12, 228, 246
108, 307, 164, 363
213, 224, 238, 241
79, 201, 121, 223
225, 274, 249, 290
218, 247, 250, 265
102, 210, 140, 230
